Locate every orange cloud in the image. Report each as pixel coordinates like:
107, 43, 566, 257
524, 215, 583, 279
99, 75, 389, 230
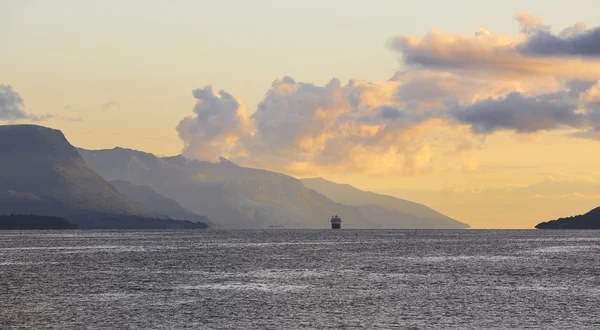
388, 14, 600, 80
177, 13, 600, 177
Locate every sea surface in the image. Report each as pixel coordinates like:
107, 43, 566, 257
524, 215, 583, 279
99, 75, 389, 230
1, 230, 600, 329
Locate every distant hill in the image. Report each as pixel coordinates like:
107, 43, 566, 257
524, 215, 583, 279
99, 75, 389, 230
78, 147, 465, 229
0, 215, 78, 230
301, 177, 469, 229
0, 125, 207, 229
110, 179, 211, 227
79, 148, 378, 228
536, 207, 600, 229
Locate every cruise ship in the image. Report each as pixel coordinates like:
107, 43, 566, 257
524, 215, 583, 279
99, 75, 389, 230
330, 215, 341, 229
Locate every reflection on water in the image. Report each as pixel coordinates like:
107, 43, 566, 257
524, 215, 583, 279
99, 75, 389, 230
180, 283, 310, 292
1, 230, 600, 329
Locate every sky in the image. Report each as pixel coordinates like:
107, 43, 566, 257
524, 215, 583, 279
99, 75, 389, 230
2, 0, 600, 228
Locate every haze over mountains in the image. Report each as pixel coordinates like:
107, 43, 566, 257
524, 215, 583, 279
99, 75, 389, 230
79, 146, 469, 229
0, 125, 207, 229
301, 178, 468, 229
79, 147, 371, 228
109, 179, 212, 226
0, 124, 469, 229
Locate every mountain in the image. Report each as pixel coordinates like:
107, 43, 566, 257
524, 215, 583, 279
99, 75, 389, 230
536, 207, 600, 229
78, 147, 465, 229
0, 215, 78, 230
79, 148, 379, 228
109, 179, 211, 227
0, 125, 206, 229
301, 177, 469, 229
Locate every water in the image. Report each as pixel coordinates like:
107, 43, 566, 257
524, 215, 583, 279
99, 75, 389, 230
1, 230, 600, 329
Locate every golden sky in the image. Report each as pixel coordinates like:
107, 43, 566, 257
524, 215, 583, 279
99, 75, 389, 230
2, 1, 600, 228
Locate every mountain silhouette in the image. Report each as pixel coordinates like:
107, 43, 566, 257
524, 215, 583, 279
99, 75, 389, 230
536, 207, 600, 229
78, 147, 373, 228
0, 125, 207, 229
301, 177, 469, 229
79, 147, 466, 229
0, 215, 78, 230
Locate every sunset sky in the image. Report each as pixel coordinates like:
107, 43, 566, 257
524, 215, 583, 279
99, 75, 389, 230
2, 0, 600, 228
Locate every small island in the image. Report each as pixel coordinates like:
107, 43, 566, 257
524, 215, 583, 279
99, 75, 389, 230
536, 207, 600, 229
0, 215, 78, 230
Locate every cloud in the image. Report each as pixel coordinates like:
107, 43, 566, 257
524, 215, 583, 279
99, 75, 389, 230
387, 30, 523, 74
387, 14, 600, 79
58, 116, 83, 122
176, 76, 482, 176
515, 12, 550, 35
565, 79, 597, 97
248, 76, 351, 157
0, 85, 27, 120
175, 12, 600, 176
0, 84, 52, 122
392, 70, 464, 106
519, 26, 600, 57
571, 127, 600, 140
100, 101, 120, 111
559, 22, 588, 38
63, 104, 90, 113
378, 106, 404, 120
30, 114, 54, 122
390, 69, 525, 109
569, 101, 600, 140
451, 91, 585, 133
176, 76, 595, 175
177, 86, 249, 161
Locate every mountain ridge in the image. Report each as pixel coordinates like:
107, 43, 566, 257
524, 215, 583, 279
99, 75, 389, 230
301, 177, 469, 229
536, 207, 600, 229
79, 147, 467, 229
0, 124, 207, 229
79, 148, 376, 228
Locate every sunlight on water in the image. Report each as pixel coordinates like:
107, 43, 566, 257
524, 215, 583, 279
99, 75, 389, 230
179, 283, 310, 292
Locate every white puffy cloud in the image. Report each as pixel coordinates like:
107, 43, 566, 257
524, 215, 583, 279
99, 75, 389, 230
177, 86, 249, 161
178, 75, 483, 176
176, 12, 600, 176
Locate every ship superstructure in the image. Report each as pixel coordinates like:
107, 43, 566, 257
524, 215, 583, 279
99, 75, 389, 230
331, 215, 341, 229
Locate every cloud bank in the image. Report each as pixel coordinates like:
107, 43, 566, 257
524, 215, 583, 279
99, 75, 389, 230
179, 76, 481, 176
387, 13, 600, 79
177, 13, 600, 176
519, 26, 600, 57
451, 92, 585, 133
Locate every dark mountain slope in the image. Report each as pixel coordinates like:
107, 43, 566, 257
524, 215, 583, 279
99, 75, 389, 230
536, 207, 600, 229
0, 215, 78, 230
0, 125, 205, 229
